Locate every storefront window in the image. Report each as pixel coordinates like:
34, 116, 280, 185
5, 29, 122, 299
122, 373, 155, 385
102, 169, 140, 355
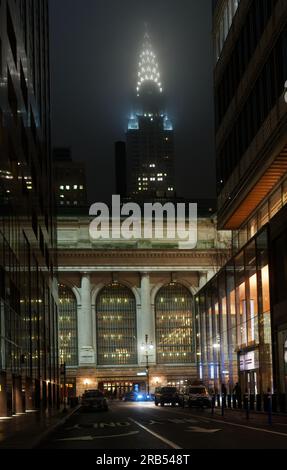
257, 231, 273, 392
235, 253, 247, 347
206, 290, 213, 373
226, 261, 238, 385
219, 272, 229, 383
261, 265, 270, 314
249, 273, 259, 344
212, 281, 221, 385
199, 293, 208, 382
246, 241, 259, 345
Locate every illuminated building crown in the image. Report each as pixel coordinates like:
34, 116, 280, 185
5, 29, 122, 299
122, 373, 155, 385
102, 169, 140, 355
136, 32, 163, 96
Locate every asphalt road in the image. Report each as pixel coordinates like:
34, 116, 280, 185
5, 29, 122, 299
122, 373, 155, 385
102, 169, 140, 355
37, 401, 287, 449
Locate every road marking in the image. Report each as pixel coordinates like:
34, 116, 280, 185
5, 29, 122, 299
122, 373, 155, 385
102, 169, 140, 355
129, 418, 182, 449
147, 420, 164, 426
187, 414, 287, 438
57, 431, 139, 442
168, 418, 198, 425
65, 422, 130, 431
187, 426, 221, 434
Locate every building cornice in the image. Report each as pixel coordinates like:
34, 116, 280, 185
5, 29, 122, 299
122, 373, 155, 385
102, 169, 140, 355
57, 249, 223, 259
56, 249, 227, 273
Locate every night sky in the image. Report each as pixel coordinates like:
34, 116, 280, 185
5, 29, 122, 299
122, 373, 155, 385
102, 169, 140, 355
49, 0, 216, 204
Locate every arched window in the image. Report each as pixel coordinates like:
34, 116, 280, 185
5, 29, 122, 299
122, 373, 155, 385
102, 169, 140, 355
155, 283, 193, 364
96, 283, 137, 366
58, 285, 78, 367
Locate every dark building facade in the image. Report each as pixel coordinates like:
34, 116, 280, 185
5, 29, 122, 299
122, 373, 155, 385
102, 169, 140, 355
115, 141, 127, 198
126, 33, 176, 200
0, 0, 59, 417
53, 148, 88, 208
196, 0, 287, 401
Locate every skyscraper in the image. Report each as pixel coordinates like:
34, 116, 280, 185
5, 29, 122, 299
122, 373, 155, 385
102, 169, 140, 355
115, 142, 127, 198
0, 1, 59, 417
196, 0, 287, 401
53, 148, 88, 208
125, 32, 176, 200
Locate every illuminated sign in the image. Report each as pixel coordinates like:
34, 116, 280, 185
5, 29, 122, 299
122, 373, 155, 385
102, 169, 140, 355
239, 351, 259, 371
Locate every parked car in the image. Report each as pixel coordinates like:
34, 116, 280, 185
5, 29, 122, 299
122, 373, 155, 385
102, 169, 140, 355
122, 391, 138, 402
81, 390, 108, 411
154, 386, 184, 407
183, 385, 212, 408
122, 391, 152, 402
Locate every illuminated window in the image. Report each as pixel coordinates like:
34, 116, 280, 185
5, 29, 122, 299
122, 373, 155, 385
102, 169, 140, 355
155, 283, 193, 364
96, 284, 137, 366
58, 286, 78, 367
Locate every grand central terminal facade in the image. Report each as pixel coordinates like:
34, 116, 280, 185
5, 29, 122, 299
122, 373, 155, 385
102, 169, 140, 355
56, 211, 231, 398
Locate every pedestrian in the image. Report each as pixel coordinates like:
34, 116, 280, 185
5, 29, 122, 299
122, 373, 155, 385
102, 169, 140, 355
221, 383, 227, 408
233, 382, 242, 408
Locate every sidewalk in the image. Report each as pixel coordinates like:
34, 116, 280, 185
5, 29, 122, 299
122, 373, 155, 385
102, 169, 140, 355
0, 406, 80, 449
208, 407, 287, 427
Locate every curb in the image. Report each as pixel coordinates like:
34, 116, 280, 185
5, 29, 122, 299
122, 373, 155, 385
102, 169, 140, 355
213, 408, 287, 418
31, 405, 81, 449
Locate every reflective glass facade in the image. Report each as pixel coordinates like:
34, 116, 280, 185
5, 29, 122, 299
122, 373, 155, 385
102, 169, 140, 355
0, 1, 58, 416
233, 174, 287, 251
155, 283, 193, 365
96, 284, 137, 366
196, 229, 273, 394
214, 0, 240, 63
59, 286, 78, 367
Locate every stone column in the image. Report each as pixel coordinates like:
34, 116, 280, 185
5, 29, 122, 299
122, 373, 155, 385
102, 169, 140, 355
139, 273, 156, 365
78, 274, 95, 365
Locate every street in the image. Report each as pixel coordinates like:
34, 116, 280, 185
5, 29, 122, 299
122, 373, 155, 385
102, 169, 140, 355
37, 401, 287, 449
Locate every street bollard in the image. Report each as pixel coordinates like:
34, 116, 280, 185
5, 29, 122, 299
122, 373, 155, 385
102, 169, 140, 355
217, 394, 220, 407
227, 394, 232, 409
211, 394, 215, 416
250, 394, 255, 411
268, 393, 273, 426
244, 393, 249, 420
221, 394, 225, 417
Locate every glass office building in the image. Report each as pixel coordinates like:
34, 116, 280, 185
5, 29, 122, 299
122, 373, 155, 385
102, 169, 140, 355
196, 228, 272, 395
0, 1, 59, 417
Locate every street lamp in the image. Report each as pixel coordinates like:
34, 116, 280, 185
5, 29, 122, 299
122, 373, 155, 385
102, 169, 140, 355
141, 334, 154, 396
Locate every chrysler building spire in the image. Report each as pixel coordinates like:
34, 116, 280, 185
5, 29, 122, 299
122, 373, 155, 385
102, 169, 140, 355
136, 30, 163, 96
